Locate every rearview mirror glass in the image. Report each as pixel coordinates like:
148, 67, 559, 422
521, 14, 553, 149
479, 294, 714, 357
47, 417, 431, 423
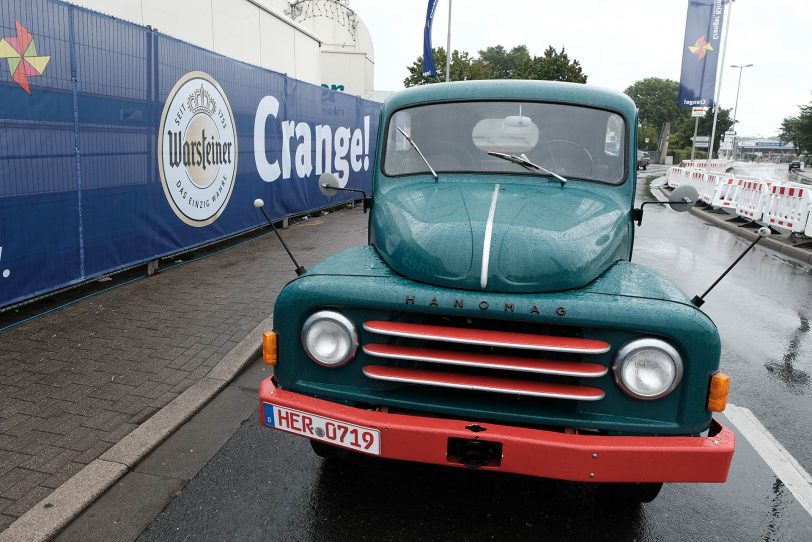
319, 172, 340, 198
668, 185, 698, 212
472, 116, 539, 154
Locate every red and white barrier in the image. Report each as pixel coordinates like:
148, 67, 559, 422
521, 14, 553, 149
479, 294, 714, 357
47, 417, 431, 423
735, 179, 773, 222
762, 183, 811, 234
664, 163, 812, 242
710, 176, 744, 211
698, 173, 726, 205
679, 159, 733, 174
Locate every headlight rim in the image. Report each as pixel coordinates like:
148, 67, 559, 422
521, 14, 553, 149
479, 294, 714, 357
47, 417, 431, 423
301, 310, 359, 368
612, 338, 684, 400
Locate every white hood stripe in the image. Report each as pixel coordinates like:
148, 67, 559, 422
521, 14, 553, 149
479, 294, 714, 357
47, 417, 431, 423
480, 184, 501, 289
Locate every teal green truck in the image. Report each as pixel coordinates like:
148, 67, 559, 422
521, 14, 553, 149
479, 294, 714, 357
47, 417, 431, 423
259, 80, 734, 503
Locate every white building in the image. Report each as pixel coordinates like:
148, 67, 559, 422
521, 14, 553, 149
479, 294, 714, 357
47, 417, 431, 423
64, 0, 377, 99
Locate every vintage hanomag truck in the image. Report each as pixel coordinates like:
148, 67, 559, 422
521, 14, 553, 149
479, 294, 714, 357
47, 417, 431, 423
258, 80, 734, 503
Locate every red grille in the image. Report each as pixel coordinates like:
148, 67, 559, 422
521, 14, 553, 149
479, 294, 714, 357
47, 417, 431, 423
363, 344, 607, 377
363, 366, 605, 401
362, 320, 607, 401
363, 321, 610, 354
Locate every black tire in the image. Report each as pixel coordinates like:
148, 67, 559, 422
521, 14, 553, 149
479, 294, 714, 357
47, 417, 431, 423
642, 165, 647, 171
602, 482, 663, 504
310, 439, 351, 460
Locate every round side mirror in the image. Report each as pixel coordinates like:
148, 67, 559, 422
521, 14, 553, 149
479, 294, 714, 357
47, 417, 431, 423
319, 172, 340, 198
668, 185, 698, 212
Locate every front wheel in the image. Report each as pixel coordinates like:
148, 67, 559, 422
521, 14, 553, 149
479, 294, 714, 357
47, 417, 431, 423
310, 439, 351, 460
602, 482, 663, 503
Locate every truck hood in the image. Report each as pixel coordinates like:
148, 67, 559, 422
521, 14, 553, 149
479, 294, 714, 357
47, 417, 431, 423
370, 181, 631, 293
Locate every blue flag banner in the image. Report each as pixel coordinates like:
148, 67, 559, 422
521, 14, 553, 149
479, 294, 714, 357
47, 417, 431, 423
677, 0, 725, 108
422, 0, 439, 77
0, 0, 380, 309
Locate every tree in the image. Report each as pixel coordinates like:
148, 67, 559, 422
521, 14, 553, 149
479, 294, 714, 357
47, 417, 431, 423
778, 98, 812, 156
516, 47, 587, 83
478, 45, 531, 79
624, 78, 681, 130
671, 107, 735, 157
778, 116, 801, 153
637, 124, 659, 152
403, 44, 587, 86
797, 104, 812, 154
403, 47, 491, 87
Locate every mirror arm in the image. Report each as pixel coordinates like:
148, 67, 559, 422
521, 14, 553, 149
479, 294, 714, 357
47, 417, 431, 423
634, 201, 665, 226
320, 185, 371, 213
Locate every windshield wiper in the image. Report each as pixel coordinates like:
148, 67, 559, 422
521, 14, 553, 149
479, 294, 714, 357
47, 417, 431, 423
487, 151, 567, 186
396, 126, 438, 180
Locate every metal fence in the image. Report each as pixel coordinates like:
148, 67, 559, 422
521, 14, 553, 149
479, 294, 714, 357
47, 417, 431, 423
0, 0, 380, 308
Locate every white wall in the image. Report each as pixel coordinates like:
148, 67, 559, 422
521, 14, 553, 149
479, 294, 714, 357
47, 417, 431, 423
65, 0, 323, 85
287, 0, 375, 97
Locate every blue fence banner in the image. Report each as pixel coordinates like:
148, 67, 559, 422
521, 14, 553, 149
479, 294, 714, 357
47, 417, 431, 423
677, 0, 725, 108
0, 0, 380, 309
422, 0, 439, 77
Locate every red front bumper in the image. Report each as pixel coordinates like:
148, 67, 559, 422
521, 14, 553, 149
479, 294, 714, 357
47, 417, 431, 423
259, 377, 735, 483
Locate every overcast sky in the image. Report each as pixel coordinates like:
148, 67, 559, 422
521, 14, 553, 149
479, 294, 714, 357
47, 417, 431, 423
347, 0, 812, 137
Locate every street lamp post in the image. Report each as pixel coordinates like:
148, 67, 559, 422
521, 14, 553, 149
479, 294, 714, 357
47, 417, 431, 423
729, 63, 754, 160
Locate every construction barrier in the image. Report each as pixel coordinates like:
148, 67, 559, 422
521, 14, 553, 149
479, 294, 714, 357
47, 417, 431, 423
698, 173, 723, 205
735, 179, 774, 222
665, 163, 812, 238
762, 183, 812, 234
679, 159, 734, 173
710, 176, 743, 210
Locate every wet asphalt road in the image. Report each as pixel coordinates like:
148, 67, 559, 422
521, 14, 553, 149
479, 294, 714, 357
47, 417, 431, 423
135, 396, 812, 542
635, 164, 812, 474
114, 165, 812, 541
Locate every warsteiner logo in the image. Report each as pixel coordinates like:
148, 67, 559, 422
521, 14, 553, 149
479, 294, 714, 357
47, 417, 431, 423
158, 72, 237, 227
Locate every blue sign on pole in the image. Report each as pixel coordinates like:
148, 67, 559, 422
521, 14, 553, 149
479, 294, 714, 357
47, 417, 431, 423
677, 0, 725, 108
422, 0, 439, 77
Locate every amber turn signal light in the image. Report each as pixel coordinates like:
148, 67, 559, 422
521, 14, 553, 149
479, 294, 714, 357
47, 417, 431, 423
262, 331, 278, 366
707, 372, 730, 412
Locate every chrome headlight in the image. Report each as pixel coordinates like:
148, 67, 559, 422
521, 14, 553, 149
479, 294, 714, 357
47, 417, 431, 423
613, 338, 683, 400
301, 311, 358, 367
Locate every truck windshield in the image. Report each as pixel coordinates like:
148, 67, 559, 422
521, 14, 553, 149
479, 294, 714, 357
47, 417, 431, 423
383, 101, 626, 184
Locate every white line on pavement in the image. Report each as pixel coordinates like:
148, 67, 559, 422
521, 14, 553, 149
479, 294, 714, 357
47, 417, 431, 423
726, 403, 812, 518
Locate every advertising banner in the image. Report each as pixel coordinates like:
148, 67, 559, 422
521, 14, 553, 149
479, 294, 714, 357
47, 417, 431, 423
677, 0, 725, 108
422, 0, 439, 77
0, 0, 380, 309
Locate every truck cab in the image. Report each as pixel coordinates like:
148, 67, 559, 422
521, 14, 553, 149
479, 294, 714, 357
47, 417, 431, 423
259, 80, 734, 503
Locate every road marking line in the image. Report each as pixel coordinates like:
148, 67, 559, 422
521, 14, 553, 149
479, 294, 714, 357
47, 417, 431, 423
726, 403, 812, 518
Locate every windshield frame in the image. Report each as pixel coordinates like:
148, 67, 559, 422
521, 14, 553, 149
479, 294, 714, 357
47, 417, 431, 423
380, 99, 630, 186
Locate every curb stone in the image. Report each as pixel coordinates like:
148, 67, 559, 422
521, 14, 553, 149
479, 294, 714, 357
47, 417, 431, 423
0, 316, 273, 542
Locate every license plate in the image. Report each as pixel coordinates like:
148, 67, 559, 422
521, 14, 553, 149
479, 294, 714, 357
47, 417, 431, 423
263, 403, 381, 455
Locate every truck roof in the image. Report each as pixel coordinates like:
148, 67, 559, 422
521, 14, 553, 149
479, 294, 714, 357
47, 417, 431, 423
382, 80, 637, 120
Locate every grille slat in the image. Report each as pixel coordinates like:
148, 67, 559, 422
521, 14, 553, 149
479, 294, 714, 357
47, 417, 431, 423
362, 319, 608, 402
363, 366, 605, 401
363, 344, 607, 378
363, 321, 610, 354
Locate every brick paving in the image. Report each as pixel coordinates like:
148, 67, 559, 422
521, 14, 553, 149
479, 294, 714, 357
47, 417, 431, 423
0, 207, 369, 531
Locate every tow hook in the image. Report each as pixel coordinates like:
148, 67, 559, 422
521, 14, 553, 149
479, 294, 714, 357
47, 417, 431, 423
447, 437, 503, 468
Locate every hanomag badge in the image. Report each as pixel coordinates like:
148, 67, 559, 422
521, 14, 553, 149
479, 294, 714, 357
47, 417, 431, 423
158, 71, 237, 227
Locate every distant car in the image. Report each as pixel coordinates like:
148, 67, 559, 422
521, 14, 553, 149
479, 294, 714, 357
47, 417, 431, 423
788, 160, 802, 171
637, 150, 650, 170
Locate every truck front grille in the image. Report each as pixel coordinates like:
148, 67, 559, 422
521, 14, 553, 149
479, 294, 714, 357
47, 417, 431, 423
361, 320, 608, 401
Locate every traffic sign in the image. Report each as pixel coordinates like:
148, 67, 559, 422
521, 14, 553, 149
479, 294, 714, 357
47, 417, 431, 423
692, 107, 709, 118
691, 136, 710, 143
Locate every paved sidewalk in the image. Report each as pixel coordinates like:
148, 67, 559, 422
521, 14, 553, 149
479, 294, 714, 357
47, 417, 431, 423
0, 207, 368, 532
